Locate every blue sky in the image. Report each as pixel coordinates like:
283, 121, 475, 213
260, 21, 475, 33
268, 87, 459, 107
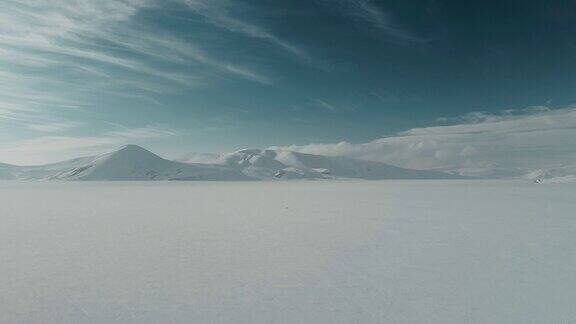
1, 0, 576, 164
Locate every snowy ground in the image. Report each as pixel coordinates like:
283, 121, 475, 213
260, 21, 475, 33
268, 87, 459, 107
1, 180, 575, 323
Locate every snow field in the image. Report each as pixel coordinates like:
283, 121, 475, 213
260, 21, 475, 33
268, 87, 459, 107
0, 180, 574, 323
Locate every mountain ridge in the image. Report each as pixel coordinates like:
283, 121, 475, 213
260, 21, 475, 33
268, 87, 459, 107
0, 145, 465, 181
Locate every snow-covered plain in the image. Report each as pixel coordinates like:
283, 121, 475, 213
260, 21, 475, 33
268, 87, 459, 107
1, 180, 575, 323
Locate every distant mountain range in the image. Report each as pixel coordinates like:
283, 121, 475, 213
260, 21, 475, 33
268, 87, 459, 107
0, 145, 464, 181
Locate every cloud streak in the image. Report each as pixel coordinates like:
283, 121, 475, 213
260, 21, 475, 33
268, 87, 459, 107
314, 99, 356, 113
0, 0, 272, 84
0, 0, 285, 135
182, 0, 310, 61
318, 0, 422, 42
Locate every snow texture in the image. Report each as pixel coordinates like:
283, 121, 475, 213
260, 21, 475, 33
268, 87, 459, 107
1, 180, 575, 323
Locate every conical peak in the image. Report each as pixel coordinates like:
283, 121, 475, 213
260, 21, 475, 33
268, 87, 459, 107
105, 144, 162, 161
118, 144, 148, 152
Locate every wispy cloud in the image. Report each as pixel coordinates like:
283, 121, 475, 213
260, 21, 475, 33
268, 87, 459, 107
318, 0, 422, 42
0, 0, 271, 84
272, 106, 576, 177
182, 0, 310, 60
27, 122, 84, 133
108, 125, 182, 139
314, 99, 356, 113
0, 67, 87, 129
0, 0, 280, 133
315, 99, 340, 113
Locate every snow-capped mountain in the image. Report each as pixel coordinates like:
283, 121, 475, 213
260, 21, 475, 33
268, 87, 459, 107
0, 145, 250, 181
57, 145, 257, 181
184, 148, 466, 180
0, 145, 464, 181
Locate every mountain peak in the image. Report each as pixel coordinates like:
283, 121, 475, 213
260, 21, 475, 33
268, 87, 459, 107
109, 144, 160, 158
117, 144, 149, 152
95, 145, 165, 165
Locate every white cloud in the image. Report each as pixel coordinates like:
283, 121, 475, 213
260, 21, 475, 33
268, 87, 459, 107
272, 106, 576, 177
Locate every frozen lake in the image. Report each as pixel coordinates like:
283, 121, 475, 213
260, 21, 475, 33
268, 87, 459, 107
1, 180, 575, 323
